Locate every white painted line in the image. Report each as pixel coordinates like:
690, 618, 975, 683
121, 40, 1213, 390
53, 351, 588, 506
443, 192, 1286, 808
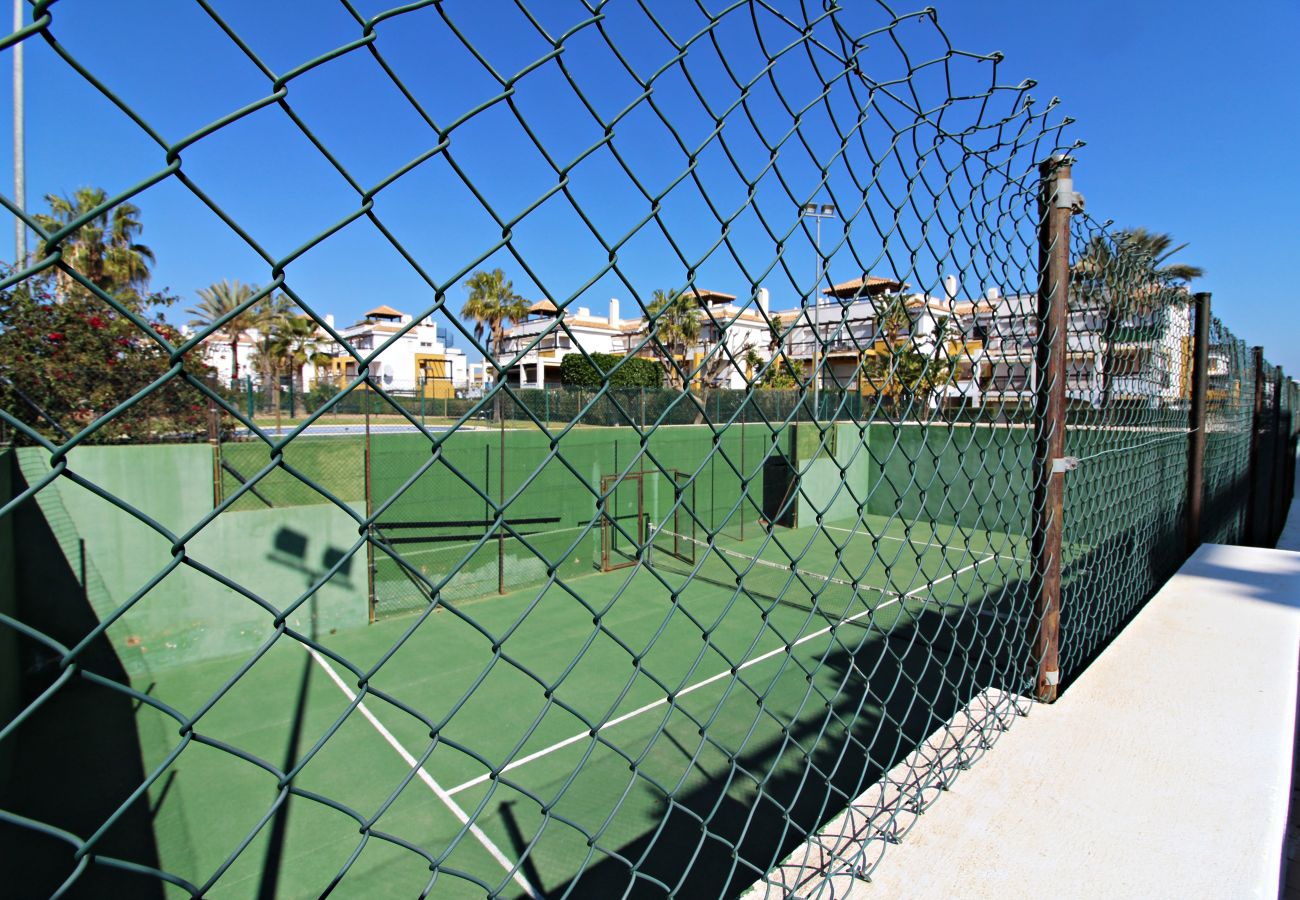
445, 551, 1005, 797
306, 647, 542, 900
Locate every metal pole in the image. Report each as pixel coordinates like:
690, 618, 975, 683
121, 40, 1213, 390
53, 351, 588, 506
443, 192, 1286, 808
245, 375, 254, 420
1029, 156, 1074, 704
740, 398, 746, 542
1271, 366, 1286, 543
813, 215, 821, 420
1245, 347, 1265, 545
1185, 292, 1210, 555
208, 378, 222, 506
364, 379, 376, 623
13, 0, 26, 265
498, 411, 506, 595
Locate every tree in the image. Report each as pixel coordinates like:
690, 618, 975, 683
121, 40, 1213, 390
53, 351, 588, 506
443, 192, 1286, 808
893, 316, 954, 412
268, 314, 332, 418
460, 269, 529, 379
187, 279, 263, 383
33, 187, 155, 306
1074, 228, 1202, 408
860, 293, 914, 408
0, 271, 209, 442
460, 269, 528, 420
645, 288, 700, 390
744, 347, 799, 390
767, 313, 784, 355
699, 335, 755, 389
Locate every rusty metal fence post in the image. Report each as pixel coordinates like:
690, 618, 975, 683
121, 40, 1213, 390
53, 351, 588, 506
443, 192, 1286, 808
1030, 155, 1075, 703
1271, 366, 1286, 543
1185, 292, 1211, 554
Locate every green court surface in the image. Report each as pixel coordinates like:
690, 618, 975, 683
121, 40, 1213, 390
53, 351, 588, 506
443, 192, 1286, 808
129, 514, 1035, 899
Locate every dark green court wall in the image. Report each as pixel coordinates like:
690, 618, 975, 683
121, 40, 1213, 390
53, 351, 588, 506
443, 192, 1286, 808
866, 423, 1036, 538
15, 445, 367, 676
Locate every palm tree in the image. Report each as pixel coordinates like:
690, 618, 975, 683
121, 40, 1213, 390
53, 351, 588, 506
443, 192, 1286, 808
460, 269, 529, 379
188, 279, 264, 383
1074, 228, 1203, 408
460, 269, 528, 420
646, 288, 700, 390
767, 313, 784, 355
33, 187, 155, 305
861, 293, 913, 410
268, 314, 332, 418
248, 293, 294, 426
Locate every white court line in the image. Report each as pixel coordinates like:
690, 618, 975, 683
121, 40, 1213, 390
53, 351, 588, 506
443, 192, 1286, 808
445, 550, 1004, 797
306, 647, 542, 900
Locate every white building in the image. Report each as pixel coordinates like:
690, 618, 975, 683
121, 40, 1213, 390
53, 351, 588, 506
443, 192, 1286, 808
776, 276, 968, 399
200, 331, 260, 386
617, 289, 779, 389
320, 306, 469, 395
496, 289, 779, 390
485, 276, 1192, 409
497, 299, 626, 389
957, 287, 1190, 409
198, 305, 470, 396
198, 322, 316, 390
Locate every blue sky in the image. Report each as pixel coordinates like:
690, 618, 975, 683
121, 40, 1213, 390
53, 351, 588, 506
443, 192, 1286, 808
2, 0, 1297, 372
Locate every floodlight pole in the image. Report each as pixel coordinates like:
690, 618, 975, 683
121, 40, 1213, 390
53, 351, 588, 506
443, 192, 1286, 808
13, 0, 26, 265
801, 203, 836, 420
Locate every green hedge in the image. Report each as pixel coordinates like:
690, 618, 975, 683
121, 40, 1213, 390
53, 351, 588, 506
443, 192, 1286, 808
560, 352, 663, 388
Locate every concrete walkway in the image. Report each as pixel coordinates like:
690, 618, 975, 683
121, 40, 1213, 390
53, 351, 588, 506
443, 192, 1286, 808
759, 492, 1300, 898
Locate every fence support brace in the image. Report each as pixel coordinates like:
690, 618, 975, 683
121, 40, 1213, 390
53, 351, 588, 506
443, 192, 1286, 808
1185, 292, 1210, 554
1030, 156, 1074, 703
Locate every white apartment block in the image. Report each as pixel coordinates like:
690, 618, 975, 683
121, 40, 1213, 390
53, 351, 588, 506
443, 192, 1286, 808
497, 290, 779, 390
199, 306, 470, 396
320, 306, 469, 396
477, 277, 1194, 409
199, 323, 316, 391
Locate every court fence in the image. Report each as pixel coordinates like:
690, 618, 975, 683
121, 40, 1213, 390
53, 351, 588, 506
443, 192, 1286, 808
1, 4, 1299, 900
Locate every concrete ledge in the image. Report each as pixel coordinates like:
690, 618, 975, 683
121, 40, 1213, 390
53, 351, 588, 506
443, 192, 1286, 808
754, 542, 1300, 899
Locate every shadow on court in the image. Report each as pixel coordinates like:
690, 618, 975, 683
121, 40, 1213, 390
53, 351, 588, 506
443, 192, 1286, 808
0, 461, 164, 899
534, 511, 1178, 899
537, 593, 1032, 899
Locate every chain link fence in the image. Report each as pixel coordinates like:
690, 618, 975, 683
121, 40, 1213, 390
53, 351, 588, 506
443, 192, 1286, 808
1, 3, 1297, 899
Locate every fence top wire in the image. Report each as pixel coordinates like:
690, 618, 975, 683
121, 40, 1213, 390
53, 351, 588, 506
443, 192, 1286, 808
0, 3, 1292, 900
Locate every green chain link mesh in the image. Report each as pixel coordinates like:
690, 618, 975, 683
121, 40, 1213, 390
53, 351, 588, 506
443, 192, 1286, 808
0, 2, 1294, 898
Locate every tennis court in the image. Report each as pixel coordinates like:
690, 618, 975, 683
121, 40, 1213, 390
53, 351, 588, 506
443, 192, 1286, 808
124, 505, 1034, 899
